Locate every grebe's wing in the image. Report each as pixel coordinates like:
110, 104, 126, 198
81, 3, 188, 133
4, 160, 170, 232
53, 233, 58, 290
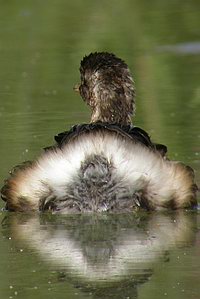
52, 122, 167, 156
1, 161, 34, 210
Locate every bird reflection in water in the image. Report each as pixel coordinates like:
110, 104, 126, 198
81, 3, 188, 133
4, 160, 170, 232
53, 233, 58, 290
3, 212, 196, 299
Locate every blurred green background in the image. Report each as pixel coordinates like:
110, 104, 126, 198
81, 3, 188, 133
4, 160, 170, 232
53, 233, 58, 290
0, 2, 200, 298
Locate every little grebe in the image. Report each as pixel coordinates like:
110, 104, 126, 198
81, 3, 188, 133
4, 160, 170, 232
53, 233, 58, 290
1, 52, 197, 212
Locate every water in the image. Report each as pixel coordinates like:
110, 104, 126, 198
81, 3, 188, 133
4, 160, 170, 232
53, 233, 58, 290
1, 212, 200, 299
0, 0, 200, 298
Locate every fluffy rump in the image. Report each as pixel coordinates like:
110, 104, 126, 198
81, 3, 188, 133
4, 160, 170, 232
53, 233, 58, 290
1, 130, 197, 212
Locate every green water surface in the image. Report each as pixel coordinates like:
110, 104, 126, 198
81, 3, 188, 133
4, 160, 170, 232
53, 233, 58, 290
0, 1, 199, 298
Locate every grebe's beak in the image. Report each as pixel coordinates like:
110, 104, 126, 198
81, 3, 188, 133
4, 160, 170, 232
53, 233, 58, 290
73, 84, 80, 93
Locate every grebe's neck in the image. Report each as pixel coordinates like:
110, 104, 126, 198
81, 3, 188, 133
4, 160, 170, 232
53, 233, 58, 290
90, 101, 133, 125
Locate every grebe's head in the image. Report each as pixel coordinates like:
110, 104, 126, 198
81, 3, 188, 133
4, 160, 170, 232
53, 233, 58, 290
77, 52, 135, 125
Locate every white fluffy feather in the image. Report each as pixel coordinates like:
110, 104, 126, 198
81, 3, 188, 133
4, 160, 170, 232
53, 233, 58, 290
11, 130, 194, 210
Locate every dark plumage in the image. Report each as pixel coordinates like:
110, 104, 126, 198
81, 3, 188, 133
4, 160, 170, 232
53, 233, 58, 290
54, 123, 153, 149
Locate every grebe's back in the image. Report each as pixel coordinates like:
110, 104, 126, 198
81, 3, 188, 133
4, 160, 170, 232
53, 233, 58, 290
1, 123, 196, 212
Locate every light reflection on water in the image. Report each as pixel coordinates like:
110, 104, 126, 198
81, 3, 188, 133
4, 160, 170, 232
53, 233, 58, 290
156, 42, 200, 55
1, 211, 198, 299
